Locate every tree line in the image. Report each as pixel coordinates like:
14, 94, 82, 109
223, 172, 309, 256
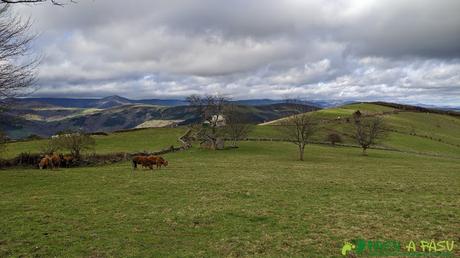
185, 94, 387, 160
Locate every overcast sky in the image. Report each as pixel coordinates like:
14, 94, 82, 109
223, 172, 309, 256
14, 0, 460, 105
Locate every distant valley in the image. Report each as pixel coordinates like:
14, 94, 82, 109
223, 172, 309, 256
2, 95, 458, 140
0, 96, 320, 139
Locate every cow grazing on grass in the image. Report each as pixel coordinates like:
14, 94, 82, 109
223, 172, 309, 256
49, 153, 61, 169
39, 155, 53, 170
61, 155, 75, 168
132, 155, 149, 169
152, 156, 168, 169
38, 153, 63, 170
132, 155, 168, 170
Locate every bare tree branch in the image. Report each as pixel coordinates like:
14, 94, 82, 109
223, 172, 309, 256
1, 0, 75, 6
280, 113, 317, 161
187, 94, 229, 150
0, 4, 38, 100
352, 110, 387, 155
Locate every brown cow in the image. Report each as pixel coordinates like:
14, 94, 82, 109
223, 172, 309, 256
132, 155, 168, 170
39, 153, 61, 170
39, 155, 52, 170
49, 153, 61, 169
61, 155, 74, 168
146, 155, 168, 169
151, 156, 168, 169
132, 155, 151, 169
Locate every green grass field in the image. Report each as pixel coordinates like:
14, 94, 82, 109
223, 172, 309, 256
1, 142, 459, 257
1, 103, 460, 257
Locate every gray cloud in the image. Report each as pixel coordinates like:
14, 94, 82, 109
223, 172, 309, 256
12, 0, 460, 105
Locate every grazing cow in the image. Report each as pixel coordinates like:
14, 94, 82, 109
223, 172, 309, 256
49, 153, 61, 169
132, 155, 168, 170
151, 156, 168, 169
132, 155, 153, 169
146, 155, 168, 169
39, 155, 53, 170
38, 154, 62, 170
132, 155, 149, 169
61, 155, 74, 168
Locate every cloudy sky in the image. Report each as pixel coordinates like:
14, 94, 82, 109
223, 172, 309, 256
14, 0, 460, 105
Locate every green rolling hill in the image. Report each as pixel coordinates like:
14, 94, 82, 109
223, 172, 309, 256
256, 102, 460, 158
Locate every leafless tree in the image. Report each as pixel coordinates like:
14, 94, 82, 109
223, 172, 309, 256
224, 103, 252, 147
53, 131, 95, 159
0, 0, 76, 103
0, 4, 38, 101
352, 111, 387, 155
280, 113, 317, 161
187, 94, 228, 150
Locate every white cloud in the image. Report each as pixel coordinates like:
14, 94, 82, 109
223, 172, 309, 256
10, 0, 460, 105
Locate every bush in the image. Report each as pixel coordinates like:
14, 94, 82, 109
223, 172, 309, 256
326, 133, 342, 146
52, 131, 95, 159
16, 152, 43, 167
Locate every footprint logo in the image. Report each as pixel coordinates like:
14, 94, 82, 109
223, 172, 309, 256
341, 241, 356, 256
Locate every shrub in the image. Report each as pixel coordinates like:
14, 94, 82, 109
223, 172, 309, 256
16, 152, 42, 167
326, 133, 342, 146
52, 131, 95, 159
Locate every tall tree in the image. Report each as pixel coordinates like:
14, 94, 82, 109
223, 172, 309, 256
280, 113, 317, 161
53, 131, 95, 159
352, 110, 387, 155
187, 94, 228, 150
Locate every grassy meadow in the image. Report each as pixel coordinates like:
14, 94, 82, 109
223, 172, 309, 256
1, 103, 460, 257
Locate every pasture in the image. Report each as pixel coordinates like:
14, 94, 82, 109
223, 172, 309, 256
1, 140, 459, 257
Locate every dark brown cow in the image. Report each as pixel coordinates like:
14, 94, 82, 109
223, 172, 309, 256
61, 155, 74, 168
132, 155, 154, 169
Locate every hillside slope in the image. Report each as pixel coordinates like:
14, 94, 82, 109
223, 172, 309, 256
258, 102, 460, 157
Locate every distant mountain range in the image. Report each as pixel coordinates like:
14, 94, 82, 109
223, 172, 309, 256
2, 95, 353, 109
0, 97, 320, 139
1, 96, 458, 139
4, 95, 189, 109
